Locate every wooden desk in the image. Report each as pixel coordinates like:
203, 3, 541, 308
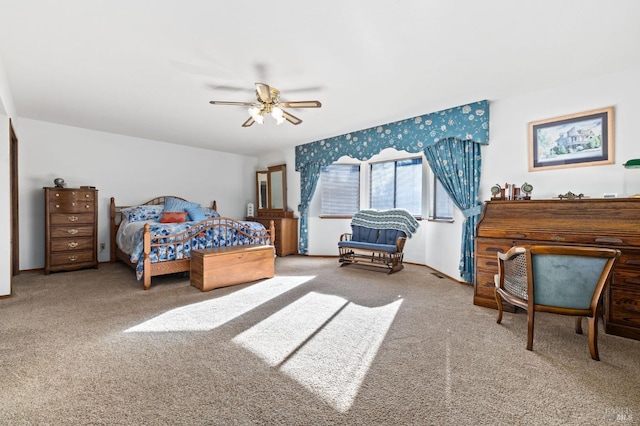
474, 198, 640, 341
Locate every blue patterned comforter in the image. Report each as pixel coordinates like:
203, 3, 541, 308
124, 219, 269, 281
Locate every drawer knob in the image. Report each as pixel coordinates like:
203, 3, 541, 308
68, 255, 78, 262
55, 193, 60, 197
85, 194, 90, 198
68, 215, 78, 222
68, 242, 79, 249
85, 204, 90, 209
55, 204, 60, 208
68, 229, 79, 235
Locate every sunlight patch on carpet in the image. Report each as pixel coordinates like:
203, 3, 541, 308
233, 292, 403, 412
123, 276, 314, 333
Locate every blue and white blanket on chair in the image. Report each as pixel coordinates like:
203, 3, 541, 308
351, 209, 420, 238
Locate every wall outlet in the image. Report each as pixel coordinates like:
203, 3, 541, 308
100, 242, 106, 251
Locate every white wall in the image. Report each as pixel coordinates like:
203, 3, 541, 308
256, 150, 299, 213
0, 115, 10, 296
483, 67, 640, 201
259, 65, 640, 282
17, 118, 257, 270
0, 49, 15, 296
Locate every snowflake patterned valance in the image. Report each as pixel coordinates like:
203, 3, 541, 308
295, 100, 489, 171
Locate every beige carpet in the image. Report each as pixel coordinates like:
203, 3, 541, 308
1, 257, 639, 425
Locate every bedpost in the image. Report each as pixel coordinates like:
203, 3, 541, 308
212, 200, 217, 211
269, 220, 276, 248
110, 197, 116, 263
143, 223, 151, 290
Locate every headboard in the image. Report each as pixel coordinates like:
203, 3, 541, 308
109, 196, 217, 262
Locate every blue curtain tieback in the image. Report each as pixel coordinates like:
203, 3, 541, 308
462, 204, 483, 218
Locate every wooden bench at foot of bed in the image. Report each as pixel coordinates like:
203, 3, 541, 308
190, 244, 275, 291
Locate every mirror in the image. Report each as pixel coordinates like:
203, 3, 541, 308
256, 164, 288, 215
256, 171, 269, 209
270, 169, 284, 209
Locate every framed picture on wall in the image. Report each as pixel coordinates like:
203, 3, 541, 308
528, 106, 614, 171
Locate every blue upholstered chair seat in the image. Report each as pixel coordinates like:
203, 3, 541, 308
338, 240, 398, 253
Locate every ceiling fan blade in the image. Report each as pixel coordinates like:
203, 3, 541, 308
282, 85, 324, 94
206, 83, 253, 93
279, 100, 322, 109
241, 117, 255, 127
282, 110, 303, 125
255, 83, 272, 103
209, 100, 255, 106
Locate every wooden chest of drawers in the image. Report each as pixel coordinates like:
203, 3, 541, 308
474, 199, 640, 341
247, 216, 298, 257
44, 187, 98, 274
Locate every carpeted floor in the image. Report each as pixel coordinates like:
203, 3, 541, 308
1, 256, 639, 425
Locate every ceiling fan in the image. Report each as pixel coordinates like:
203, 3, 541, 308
209, 82, 322, 127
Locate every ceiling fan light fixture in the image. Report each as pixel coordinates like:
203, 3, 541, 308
210, 83, 321, 127
272, 107, 286, 125
248, 106, 264, 124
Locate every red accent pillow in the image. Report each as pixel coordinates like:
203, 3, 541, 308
160, 211, 187, 223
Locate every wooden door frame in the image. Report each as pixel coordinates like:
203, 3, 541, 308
10, 118, 19, 276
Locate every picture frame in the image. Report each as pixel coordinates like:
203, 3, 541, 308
528, 106, 614, 171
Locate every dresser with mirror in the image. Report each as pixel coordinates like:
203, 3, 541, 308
248, 164, 298, 256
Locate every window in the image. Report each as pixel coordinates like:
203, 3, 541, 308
429, 173, 454, 221
320, 164, 360, 216
370, 158, 422, 216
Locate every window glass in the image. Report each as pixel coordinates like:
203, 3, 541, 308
370, 162, 395, 210
370, 158, 422, 216
430, 174, 454, 220
320, 164, 360, 215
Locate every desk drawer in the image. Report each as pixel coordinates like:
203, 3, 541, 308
475, 270, 497, 299
608, 287, 640, 328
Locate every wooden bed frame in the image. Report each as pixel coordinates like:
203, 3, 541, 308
109, 196, 275, 290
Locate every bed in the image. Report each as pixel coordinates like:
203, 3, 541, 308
109, 196, 275, 290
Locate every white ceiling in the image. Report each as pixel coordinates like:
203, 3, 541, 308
1, 0, 639, 157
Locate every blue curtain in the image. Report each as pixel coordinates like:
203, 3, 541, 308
294, 100, 490, 280
297, 162, 322, 254
424, 138, 483, 283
